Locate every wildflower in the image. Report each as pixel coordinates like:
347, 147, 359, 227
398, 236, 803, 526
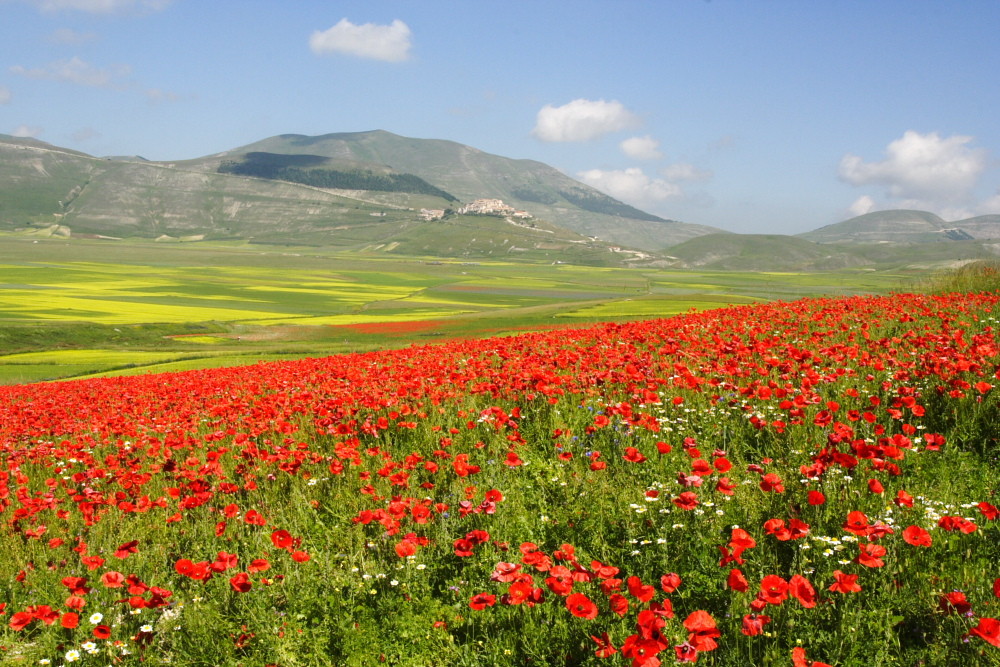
902, 525, 932, 547
856, 543, 886, 568
591, 632, 617, 658
792, 646, 834, 667
741, 613, 771, 636
759, 574, 789, 606
789, 574, 817, 608
828, 570, 862, 594
968, 617, 1000, 647
565, 593, 598, 619
683, 610, 721, 652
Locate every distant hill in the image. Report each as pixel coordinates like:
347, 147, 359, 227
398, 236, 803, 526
203, 130, 718, 249
799, 209, 1000, 244
0, 130, 716, 255
664, 233, 873, 270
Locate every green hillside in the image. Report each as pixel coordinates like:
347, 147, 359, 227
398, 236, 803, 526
0, 131, 716, 254
209, 131, 718, 249
664, 233, 872, 270
799, 209, 949, 243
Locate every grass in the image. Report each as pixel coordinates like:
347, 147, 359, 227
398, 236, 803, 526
0, 237, 920, 384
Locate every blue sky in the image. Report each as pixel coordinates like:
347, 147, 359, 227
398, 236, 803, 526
1, 0, 999, 234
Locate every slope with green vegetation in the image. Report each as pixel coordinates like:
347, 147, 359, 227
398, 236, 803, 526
0, 131, 716, 253
800, 209, 1000, 244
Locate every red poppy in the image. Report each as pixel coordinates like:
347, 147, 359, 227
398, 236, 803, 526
591, 632, 617, 658
649, 599, 674, 619
627, 575, 656, 602
468, 593, 496, 610
660, 572, 681, 594
101, 570, 125, 588
622, 633, 668, 666
895, 489, 914, 507
828, 569, 862, 594
978, 501, 999, 521
759, 574, 789, 606
741, 613, 771, 636
867, 478, 884, 494
789, 574, 817, 609
792, 646, 833, 667
60, 612, 79, 629
807, 490, 826, 505
673, 491, 699, 510
545, 567, 574, 596
244, 509, 266, 526
565, 593, 598, 619
270, 529, 293, 550
491, 562, 522, 583
114, 540, 139, 559
943, 515, 979, 533
856, 543, 886, 568
229, 572, 252, 593
674, 641, 698, 663
715, 477, 736, 495
93, 624, 112, 639
453, 538, 475, 557
843, 510, 870, 536
727, 568, 749, 592
683, 610, 721, 652
623, 447, 647, 463
394, 540, 417, 558
730, 527, 757, 552
939, 591, 972, 616
608, 593, 629, 617
9, 611, 33, 631
969, 617, 1000, 647
247, 558, 270, 573
994, 578, 1000, 599
759, 473, 784, 493
902, 525, 932, 547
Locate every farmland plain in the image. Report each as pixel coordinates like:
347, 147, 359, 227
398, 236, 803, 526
0, 235, 915, 384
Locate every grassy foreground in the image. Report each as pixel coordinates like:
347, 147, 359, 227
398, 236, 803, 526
0, 277, 998, 665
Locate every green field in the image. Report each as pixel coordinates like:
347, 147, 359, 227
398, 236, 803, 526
0, 235, 917, 384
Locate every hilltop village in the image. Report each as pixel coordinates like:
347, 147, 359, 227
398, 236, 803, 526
419, 198, 532, 221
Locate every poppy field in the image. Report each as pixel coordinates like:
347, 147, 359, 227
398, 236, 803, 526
0, 288, 999, 666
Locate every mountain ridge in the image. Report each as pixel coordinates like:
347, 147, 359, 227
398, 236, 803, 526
3, 130, 1000, 271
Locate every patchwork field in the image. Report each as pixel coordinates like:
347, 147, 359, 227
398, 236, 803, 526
0, 236, 915, 383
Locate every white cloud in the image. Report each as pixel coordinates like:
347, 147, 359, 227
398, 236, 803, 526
309, 19, 412, 62
22, 0, 170, 13
839, 130, 988, 203
533, 99, 639, 142
847, 195, 876, 217
0, 86, 10, 104
12, 124, 43, 138
620, 135, 662, 160
10, 56, 132, 89
46, 28, 99, 44
577, 167, 683, 208
660, 162, 712, 182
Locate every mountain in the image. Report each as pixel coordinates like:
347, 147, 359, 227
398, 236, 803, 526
0, 131, 716, 255
798, 210, 1000, 244
204, 130, 718, 249
664, 233, 872, 270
